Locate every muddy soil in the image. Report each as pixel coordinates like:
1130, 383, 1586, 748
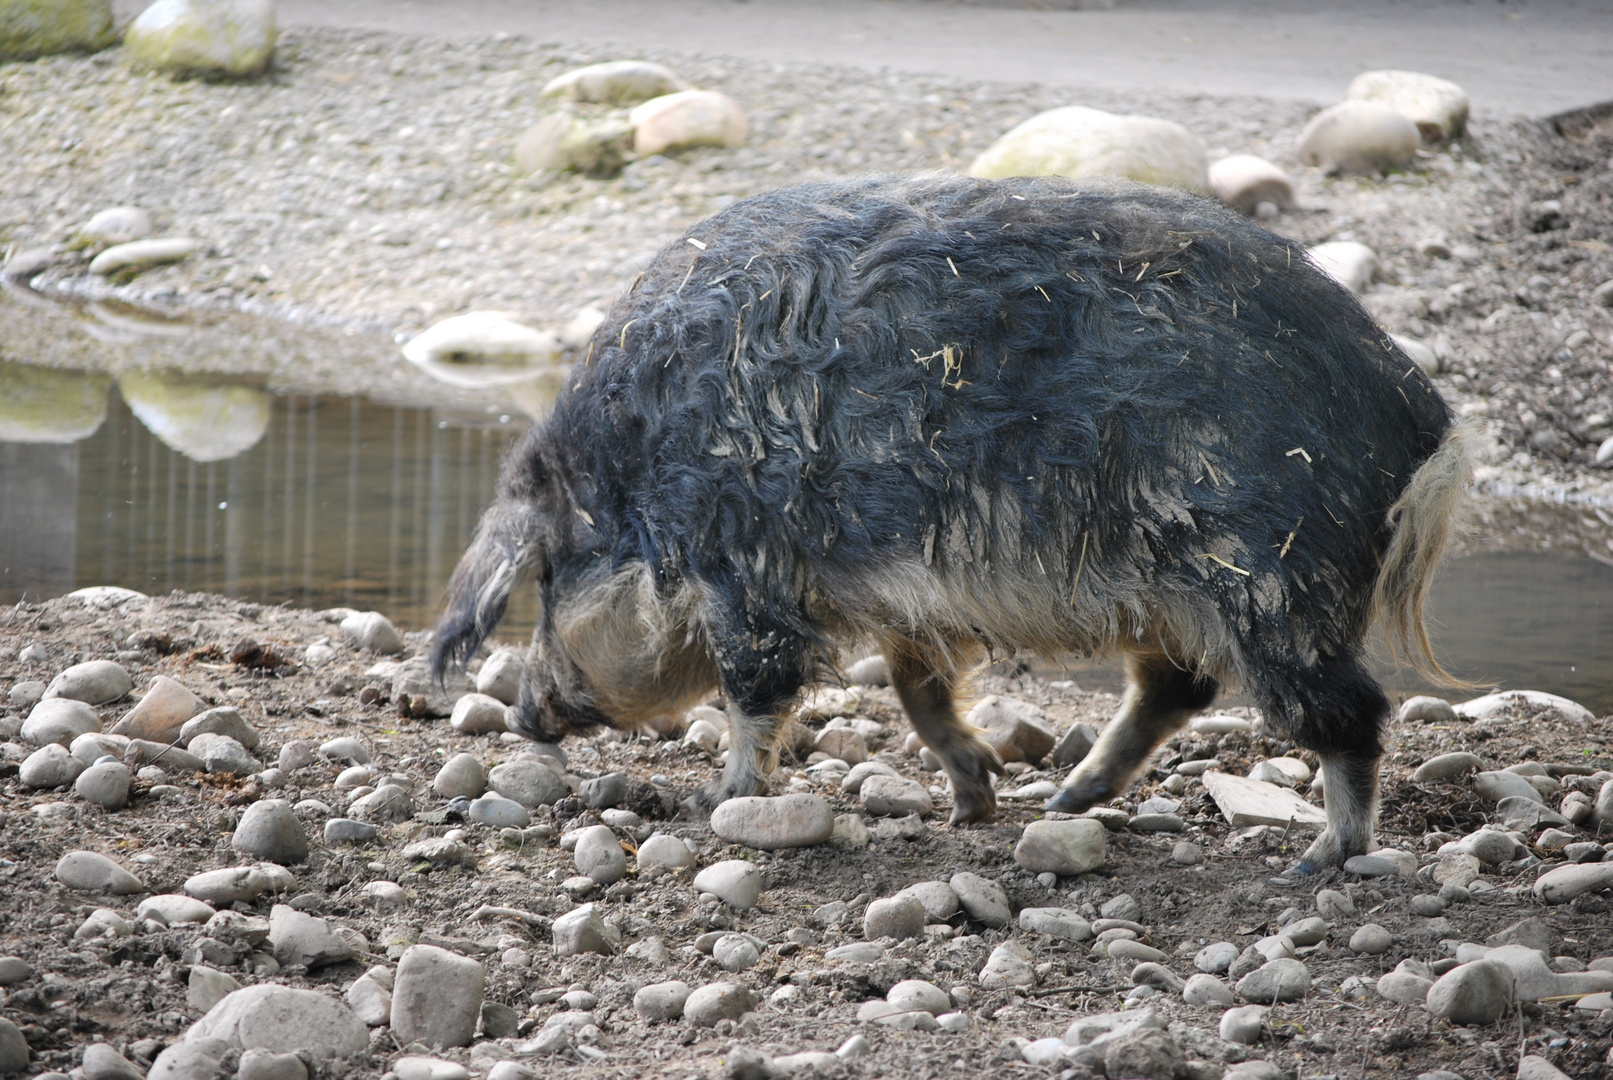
0, 28, 1611, 501
1, 590, 1611, 1080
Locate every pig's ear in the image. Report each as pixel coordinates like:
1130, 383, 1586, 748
431, 501, 547, 680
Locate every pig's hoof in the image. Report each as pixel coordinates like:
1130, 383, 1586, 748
948, 783, 997, 825
1043, 779, 1109, 814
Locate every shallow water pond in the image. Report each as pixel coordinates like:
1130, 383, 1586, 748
1, 364, 1609, 715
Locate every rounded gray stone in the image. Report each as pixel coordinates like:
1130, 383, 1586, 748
449, 693, 508, 735
634, 980, 691, 1021
0, 957, 32, 986
1412, 751, 1482, 782
232, 801, 310, 864
1426, 959, 1515, 1025
188, 984, 368, 1058
1398, 696, 1458, 725
1014, 817, 1107, 874
863, 895, 925, 941
179, 706, 260, 749
1219, 1004, 1266, 1044
1236, 958, 1310, 1003
185, 867, 266, 906
637, 833, 696, 870
237, 1049, 308, 1080
488, 759, 567, 808
391, 944, 485, 1049
23, 697, 102, 746
949, 872, 1011, 927
683, 982, 754, 1027
896, 881, 960, 922
1183, 972, 1235, 1006
1376, 970, 1433, 1004
191, 733, 261, 775
859, 774, 932, 817
693, 860, 762, 910
886, 979, 950, 1015
580, 771, 628, 809
474, 650, 525, 705
82, 1043, 144, 1080
20, 743, 86, 789
712, 934, 760, 971
1101, 893, 1143, 921
139, 893, 216, 924
55, 850, 144, 894
552, 904, 614, 957
44, 660, 132, 706
324, 818, 379, 843
710, 793, 835, 849
72, 759, 130, 808
573, 824, 627, 885
1018, 907, 1093, 942
278, 741, 316, 771
1349, 923, 1394, 954
349, 784, 414, 823
469, 795, 529, 828
1195, 941, 1240, 973
0, 1018, 28, 1076
317, 737, 370, 765
432, 753, 487, 799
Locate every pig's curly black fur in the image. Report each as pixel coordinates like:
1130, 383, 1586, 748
435, 176, 1461, 845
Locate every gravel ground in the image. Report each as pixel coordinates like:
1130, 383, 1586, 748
1, 27, 1612, 501
0, 590, 1611, 1080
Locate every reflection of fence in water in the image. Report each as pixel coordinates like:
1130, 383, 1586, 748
0, 386, 534, 635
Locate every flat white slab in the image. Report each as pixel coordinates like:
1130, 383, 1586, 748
1201, 771, 1326, 830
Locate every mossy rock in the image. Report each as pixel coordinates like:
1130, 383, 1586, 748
969, 105, 1207, 193
0, 0, 116, 60
124, 0, 276, 79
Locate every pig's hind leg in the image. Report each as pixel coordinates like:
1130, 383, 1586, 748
1045, 650, 1218, 814
885, 638, 1004, 825
1280, 653, 1389, 875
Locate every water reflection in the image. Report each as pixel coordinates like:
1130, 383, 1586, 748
0, 379, 536, 632
118, 372, 273, 463
0, 361, 110, 443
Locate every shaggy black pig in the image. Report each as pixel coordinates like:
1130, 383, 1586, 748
433, 176, 1466, 872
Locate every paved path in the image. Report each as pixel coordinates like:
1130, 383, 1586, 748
117, 0, 1613, 115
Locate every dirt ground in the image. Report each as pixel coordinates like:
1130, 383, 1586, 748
1, 590, 1611, 1080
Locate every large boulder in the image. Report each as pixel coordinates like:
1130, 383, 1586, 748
1346, 70, 1468, 142
1297, 101, 1420, 176
630, 90, 748, 156
0, 362, 110, 444
540, 60, 687, 105
0, 0, 115, 60
125, 0, 276, 78
118, 372, 270, 463
969, 105, 1207, 192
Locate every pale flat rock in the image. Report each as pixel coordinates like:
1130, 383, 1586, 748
474, 649, 525, 704
1347, 69, 1469, 141
1534, 862, 1613, 904
1297, 100, 1420, 176
267, 905, 352, 968
682, 982, 754, 1027
21, 743, 86, 788
978, 940, 1035, 989
1201, 771, 1326, 829
109, 675, 205, 743
339, 611, 402, 654
88, 237, 200, 276
637, 833, 696, 870
187, 984, 368, 1059
55, 850, 144, 894
1014, 818, 1107, 874
44, 659, 133, 705
631, 90, 748, 155
1475, 770, 1545, 805
1398, 695, 1457, 724
693, 860, 762, 910
179, 706, 259, 749
967, 695, 1055, 765
1455, 690, 1594, 725
1413, 751, 1482, 782
23, 697, 102, 746
449, 693, 508, 735
1207, 154, 1294, 214
950, 872, 1011, 927
710, 793, 834, 848
859, 774, 932, 817
969, 104, 1207, 192
863, 896, 925, 941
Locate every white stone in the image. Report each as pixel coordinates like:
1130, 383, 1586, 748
318, 736, 370, 765
633, 980, 690, 1022
895, 881, 960, 922
55, 850, 144, 894
1207, 154, 1294, 214
1182, 973, 1235, 1006
179, 706, 259, 748
863, 896, 925, 941
433, 753, 487, 799
969, 105, 1207, 192
44, 659, 133, 705
81, 207, 153, 246
88, 237, 201, 276
1413, 751, 1482, 781
124, 0, 276, 78
450, 693, 509, 735
637, 833, 696, 870
1347, 70, 1469, 141
1219, 1005, 1266, 1044
1454, 690, 1594, 725
1201, 771, 1326, 829
631, 90, 748, 155
1236, 958, 1310, 1002
845, 655, 889, 686
978, 940, 1036, 989
710, 793, 834, 848
1308, 241, 1380, 295
23, 697, 101, 746
1475, 770, 1545, 804
1348, 924, 1394, 954
188, 965, 241, 1013
541, 59, 686, 104
887, 980, 950, 1015
682, 982, 754, 1027
1195, 941, 1240, 973
1425, 960, 1515, 1024
1392, 334, 1440, 375
339, 611, 402, 654
1297, 101, 1421, 175
859, 774, 932, 817
187, 984, 368, 1058
391, 944, 485, 1049
1534, 862, 1613, 905
191, 733, 260, 775
552, 904, 616, 957
950, 871, 1011, 927
1399, 696, 1457, 724
1014, 817, 1107, 875
840, 761, 899, 795
469, 796, 529, 828
20, 743, 86, 788
712, 934, 760, 971
693, 860, 762, 910
488, 759, 567, 808
475, 650, 525, 704
267, 905, 352, 968
185, 867, 267, 906
233, 800, 309, 863
573, 824, 627, 885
